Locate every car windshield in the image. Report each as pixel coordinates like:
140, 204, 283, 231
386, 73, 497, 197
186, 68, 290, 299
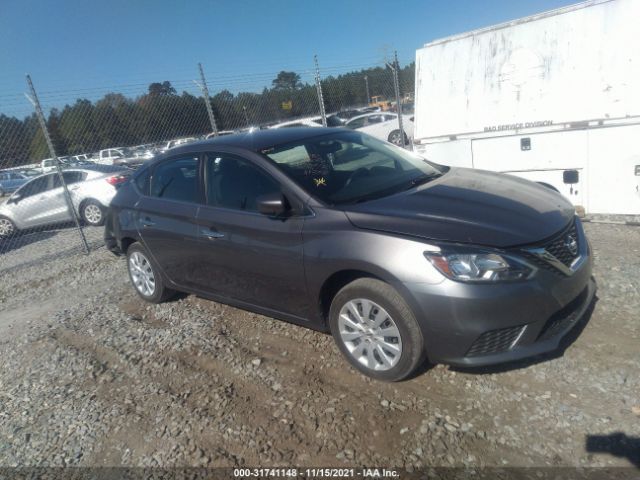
261, 131, 447, 205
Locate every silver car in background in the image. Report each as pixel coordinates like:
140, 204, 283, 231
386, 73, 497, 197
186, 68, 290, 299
0, 166, 129, 238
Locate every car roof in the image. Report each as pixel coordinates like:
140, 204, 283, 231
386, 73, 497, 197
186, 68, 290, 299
172, 127, 347, 153
347, 112, 396, 122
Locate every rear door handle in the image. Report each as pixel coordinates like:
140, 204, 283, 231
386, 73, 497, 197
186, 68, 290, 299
141, 217, 156, 228
200, 228, 225, 239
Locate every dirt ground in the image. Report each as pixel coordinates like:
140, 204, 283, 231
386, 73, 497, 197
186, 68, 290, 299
0, 222, 638, 469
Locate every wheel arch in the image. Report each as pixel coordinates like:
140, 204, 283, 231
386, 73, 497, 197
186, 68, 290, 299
120, 236, 137, 254
319, 270, 380, 324
317, 266, 420, 330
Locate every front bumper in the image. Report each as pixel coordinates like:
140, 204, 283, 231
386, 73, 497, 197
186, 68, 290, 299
404, 247, 595, 368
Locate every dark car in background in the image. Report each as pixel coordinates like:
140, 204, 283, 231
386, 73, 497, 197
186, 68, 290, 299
105, 128, 595, 381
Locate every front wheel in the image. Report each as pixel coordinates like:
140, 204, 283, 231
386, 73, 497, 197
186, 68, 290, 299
0, 216, 17, 238
329, 278, 425, 381
81, 200, 106, 226
126, 243, 175, 303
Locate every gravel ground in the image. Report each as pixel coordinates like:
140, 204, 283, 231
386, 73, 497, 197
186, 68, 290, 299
0, 225, 104, 273
0, 222, 638, 469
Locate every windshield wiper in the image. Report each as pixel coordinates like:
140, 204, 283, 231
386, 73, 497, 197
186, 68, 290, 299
339, 173, 442, 205
404, 173, 441, 190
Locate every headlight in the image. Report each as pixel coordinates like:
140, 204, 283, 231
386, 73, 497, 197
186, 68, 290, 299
424, 249, 534, 283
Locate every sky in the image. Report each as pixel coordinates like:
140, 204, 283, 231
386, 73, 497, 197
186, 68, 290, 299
0, 0, 578, 116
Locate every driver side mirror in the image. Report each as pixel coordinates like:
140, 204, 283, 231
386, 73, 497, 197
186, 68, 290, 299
9, 193, 21, 204
257, 192, 288, 217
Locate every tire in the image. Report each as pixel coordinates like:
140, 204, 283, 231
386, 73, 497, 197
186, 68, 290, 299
388, 129, 408, 146
0, 216, 17, 238
126, 242, 175, 303
81, 200, 106, 226
329, 278, 425, 382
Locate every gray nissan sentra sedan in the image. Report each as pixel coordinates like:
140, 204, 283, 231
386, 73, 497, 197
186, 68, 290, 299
105, 128, 595, 381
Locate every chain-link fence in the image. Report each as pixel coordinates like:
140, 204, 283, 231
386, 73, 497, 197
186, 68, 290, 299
0, 54, 415, 271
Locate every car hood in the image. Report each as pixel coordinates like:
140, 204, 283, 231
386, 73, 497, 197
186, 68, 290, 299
343, 168, 575, 248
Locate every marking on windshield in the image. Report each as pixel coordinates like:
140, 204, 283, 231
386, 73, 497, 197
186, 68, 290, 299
314, 177, 327, 187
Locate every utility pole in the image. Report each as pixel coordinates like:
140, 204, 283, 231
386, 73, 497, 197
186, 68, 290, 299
198, 63, 219, 137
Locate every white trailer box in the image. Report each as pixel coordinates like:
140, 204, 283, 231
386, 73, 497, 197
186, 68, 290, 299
413, 0, 640, 216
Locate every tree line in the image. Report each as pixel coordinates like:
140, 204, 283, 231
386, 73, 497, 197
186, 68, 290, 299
0, 63, 414, 168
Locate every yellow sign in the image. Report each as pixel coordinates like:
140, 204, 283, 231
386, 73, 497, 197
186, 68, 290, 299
281, 100, 292, 110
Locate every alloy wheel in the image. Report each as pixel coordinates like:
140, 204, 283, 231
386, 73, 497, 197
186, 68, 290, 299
337, 298, 403, 371
0, 218, 15, 237
128, 251, 156, 297
84, 204, 102, 225
389, 131, 403, 146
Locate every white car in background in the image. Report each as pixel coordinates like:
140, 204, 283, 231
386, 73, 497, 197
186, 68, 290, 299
344, 112, 414, 146
0, 166, 130, 238
40, 158, 58, 173
269, 115, 344, 129
160, 137, 198, 153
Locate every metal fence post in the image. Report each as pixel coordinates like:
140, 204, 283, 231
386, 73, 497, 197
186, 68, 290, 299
364, 75, 370, 104
25, 74, 90, 254
314, 55, 328, 127
198, 63, 219, 136
391, 51, 406, 149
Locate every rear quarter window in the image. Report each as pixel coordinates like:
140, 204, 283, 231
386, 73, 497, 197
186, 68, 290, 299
134, 169, 150, 195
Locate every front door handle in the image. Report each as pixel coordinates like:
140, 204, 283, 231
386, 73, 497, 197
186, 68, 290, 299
200, 228, 225, 239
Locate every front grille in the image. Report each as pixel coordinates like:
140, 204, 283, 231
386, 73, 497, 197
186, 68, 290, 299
466, 325, 525, 357
543, 221, 579, 267
521, 252, 558, 273
537, 287, 590, 341
520, 219, 581, 275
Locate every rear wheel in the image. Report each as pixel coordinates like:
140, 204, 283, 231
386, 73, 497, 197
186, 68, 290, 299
0, 216, 16, 238
388, 129, 408, 146
126, 242, 175, 303
81, 200, 105, 226
329, 278, 425, 381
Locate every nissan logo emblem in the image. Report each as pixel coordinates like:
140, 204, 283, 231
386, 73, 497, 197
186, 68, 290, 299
564, 234, 578, 256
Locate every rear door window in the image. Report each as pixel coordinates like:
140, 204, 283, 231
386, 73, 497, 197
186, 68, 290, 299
62, 171, 87, 184
135, 170, 151, 195
151, 156, 200, 203
346, 117, 367, 129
